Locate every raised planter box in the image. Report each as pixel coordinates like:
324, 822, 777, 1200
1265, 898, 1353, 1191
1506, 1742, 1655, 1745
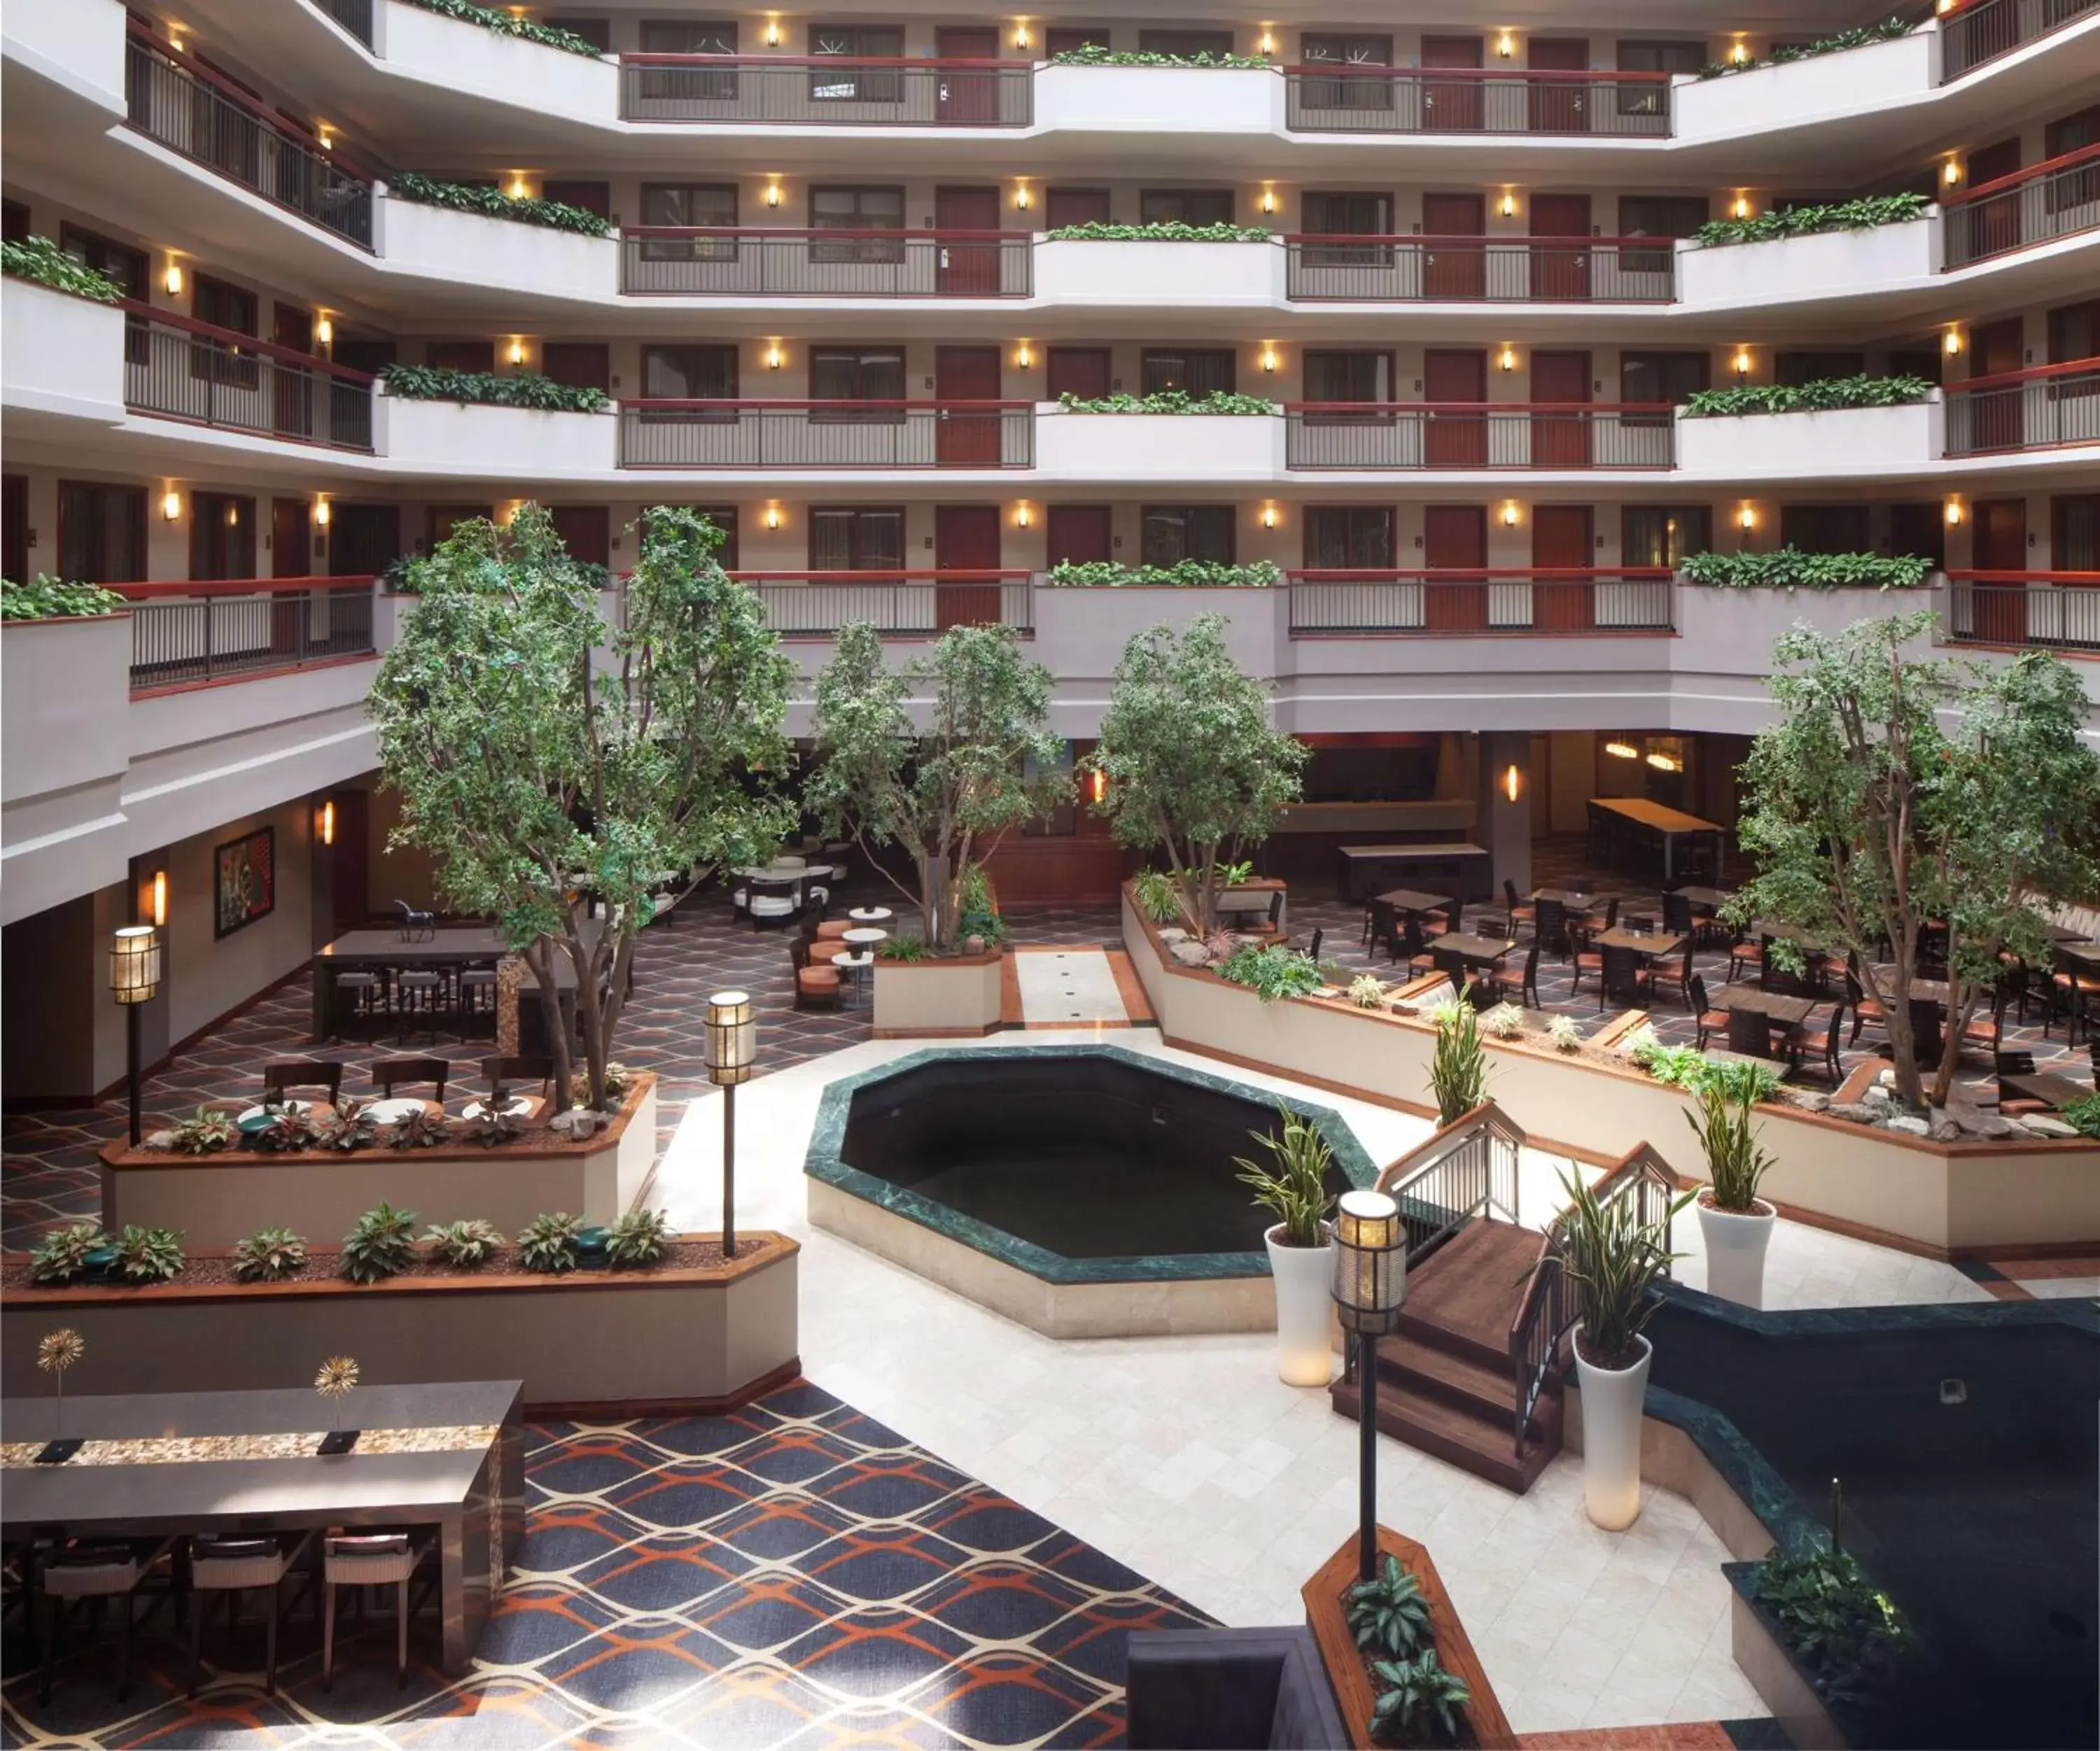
0, 1228, 798, 1414
375, 195, 615, 303
100, 1076, 658, 1244
1032, 237, 1282, 308
374, 390, 617, 475
1, 278, 127, 426
1676, 398, 1942, 481
1725, 1562, 1850, 1750
1035, 408, 1283, 481
1674, 31, 1935, 148
1679, 217, 1938, 314
871, 948, 1004, 1037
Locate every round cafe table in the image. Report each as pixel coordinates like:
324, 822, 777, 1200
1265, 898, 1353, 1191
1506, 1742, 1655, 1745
847, 906, 893, 924
832, 949, 876, 1004
842, 927, 888, 950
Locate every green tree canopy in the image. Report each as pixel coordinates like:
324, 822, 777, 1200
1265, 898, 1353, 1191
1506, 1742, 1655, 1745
1086, 613, 1307, 933
807, 620, 1069, 949
370, 505, 794, 1106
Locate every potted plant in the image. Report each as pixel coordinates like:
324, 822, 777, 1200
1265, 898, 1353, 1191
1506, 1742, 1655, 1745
1547, 1167, 1690, 1530
1687, 1083, 1777, 1308
1234, 1106, 1337, 1386
1427, 1001, 1488, 1125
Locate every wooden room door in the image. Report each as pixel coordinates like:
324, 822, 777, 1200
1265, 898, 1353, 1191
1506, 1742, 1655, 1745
1532, 503, 1594, 630
1527, 38, 1588, 133
935, 185, 1002, 295
1421, 35, 1483, 130
1424, 348, 1488, 467
1530, 193, 1592, 300
1972, 497, 2028, 643
935, 27, 1001, 124
935, 345, 1002, 465
1424, 503, 1489, 630
935, 503, 1004, 628
1422, 192, 1485, 298
1531, 350, 1592, 467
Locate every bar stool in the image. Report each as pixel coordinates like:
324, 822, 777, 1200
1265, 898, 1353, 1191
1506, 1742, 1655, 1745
187, 1531, 309, 1696
457, 963, 498, 1036
40, 1542, 153, 1703
321, 1531, 429, 1690
392, 966, 446, 1043
330, 971, 382, 1043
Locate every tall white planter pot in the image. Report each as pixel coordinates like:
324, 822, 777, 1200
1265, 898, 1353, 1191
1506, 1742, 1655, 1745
1574, 1328, 1651, 1531
1697, 1197, 1776, 1310
1266, 1221, 1336, 1386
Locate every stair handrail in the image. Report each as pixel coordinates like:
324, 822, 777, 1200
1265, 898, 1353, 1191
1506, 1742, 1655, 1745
1373, 1099, 1526, 1270
1506, 1141, 1679, 1457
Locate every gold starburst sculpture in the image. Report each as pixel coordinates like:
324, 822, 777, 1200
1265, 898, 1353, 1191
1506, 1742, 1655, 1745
37, 1328, 85, 1374
314, 1354, 360, 1400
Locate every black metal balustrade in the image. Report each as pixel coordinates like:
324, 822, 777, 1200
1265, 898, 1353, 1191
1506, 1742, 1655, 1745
620, 55, 1032, 124
620, 402, 1035, 468
1943, 143, 2100, 265
1284, 405, 1676, 470
315, 0, 374, 46
1285, 236, 1677, 302
123, 307, 375, 451
1945, 360, 2100, 453
1940, 0, 2100, 78
621, 229, 1032, 296
736, 572, 1035, 636
1944, 572, 2100, 651
123, 580, 377, 691
1287, 572, 1676, 635
125, 29, 374, 248
1284, 66, 1672, 136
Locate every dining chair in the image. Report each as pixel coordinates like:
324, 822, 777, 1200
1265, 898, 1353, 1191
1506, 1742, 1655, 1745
1784, 1001, 1847, 1083
1502, 878, 1536, 935
1646, 939, 1695, 1009
370, 1057, 451, 1102
1597, 944, 1642, 1013
1492, 941, 1541, 1009
1399, 916, 1436, 980
1369, 899, 1398, 962
480, 1055, 554, 1120
1690, 975, 1729, 1051
321, 1532, 430, 1692
1660, 890, 1694, 938
1534, 896, 1570, 958
1726, 931, 1763, 985
262, 1060, 344, 1106
1570, 922, 1604, 997
186, 1532, 309, 1697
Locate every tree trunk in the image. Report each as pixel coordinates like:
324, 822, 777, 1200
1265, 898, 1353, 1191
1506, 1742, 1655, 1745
917, 852, 951, 950
524, 936, 573, 1111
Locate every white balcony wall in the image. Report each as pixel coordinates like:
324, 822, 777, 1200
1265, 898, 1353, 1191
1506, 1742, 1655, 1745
1032, 238, 1282, 308
1035, 64, 1280, 135
1, 281, 126, 428
1677, 218, 1938, 312
1, 0, 126, 115
375, 395, 619, 476
370, 0, 616, 122
1035, 411, 1283, 481
1676, 399, 1943, 481
1672, 33, 1936, 146
1033, 585, 1284, 733
375, 197, 617, 302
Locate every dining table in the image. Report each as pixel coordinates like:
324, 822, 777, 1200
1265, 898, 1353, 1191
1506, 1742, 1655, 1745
1708, 986, 1816, 1058
1431, 931, 1520, 971
309, 927, 584, 1047
1670, 885, 1734, 914
1376, 888, 1454, 919
1589, 797, 1726, 882
1338, 843, 1491, 902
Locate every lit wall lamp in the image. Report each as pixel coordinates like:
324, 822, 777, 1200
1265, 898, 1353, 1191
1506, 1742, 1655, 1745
1500, 502, 1520, 528
314, 496, 331, 528
763, 505, 782, 530
1260, 504, 1279, 529
161, 490, 183, 523
150, 869, 169, 928
764, 17, 781, 45
1732, 347, 1753, 378
1498, 344, 1518, 373
1257, 29, 1277, 56
1013, 22, 1030, 50
507, 338, 526, 367
1088, 766, 1107, 805
1945, 498, 1964, 526
507, 173, 531, 199
764, 182, 783, 208
1013, 185, 1032, 211
167, 29, 185, 52
1731, 194, 1753, 220
225, 501, 239, 528
317, 126, 335, 151
1729, 39, 1751, 64
765, 341, 784, 370
1944, 328, 1963, 356
1499, 190, 1518, 219
1014, 502, 1032, 528
1738, 503, 1758, 531
1259, 187, 1278, 215
315, 315, 333, 348
1942, 160, 1962, 188
1260, 346, 1279, 374
1495, 31, 1516, 58
1014, 341, 1033, 369
318, 798, 335, 846
1502, 764, 1522, 804
164, 261, 184, 297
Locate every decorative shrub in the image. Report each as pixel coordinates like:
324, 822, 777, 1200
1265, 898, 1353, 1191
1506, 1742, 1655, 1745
1699, 16, 1912, 76
2059, 1092, 2100, 1138
1429, 1001, 1490, 1125
341, 1202, 419, 1284
1693, 1057, 1782, 1105
878, 935, 933, 962
166, 1106, 239, 1154
388, 171, 612, 235
1046, 559, 1283, 589
313, 1099, 379, 1153
1347, 1552, 1432, 1657
465, 1108, 525, 1148
1233, 1105, 1334, 1246
388, 1106, 453, 1149
379, 363, 611, 414
1370, 1649, 1471, 1744
1133, 869, 1183, 922
245, 1110, 321, 1153
2, 236, 123, 302
568, 1059, 636, 1110
1482, 1002, 1526, 1041
1683, 375, 1935, 418
1688, 1083, 1775, 1212
1218, 942, 1324, 1002
424, 1218, 504, 1267
30, 1223, 107, 1285
605, 1207, 675, 1267
1057, 388, 1278, 415
232, 1227, 309, 1283
113, 1225, 185, 1284
1348, 973, 1390, 1009
1693, 192, 1929, 248
1, 575, 127, 620
1047, 43, 1270, 69
1680, 549, 1933, 591
1548, 1014, 1583, 1053
401, 3, 604, 59
517, 1211, 585, 1274
1045, 220, 1273, 242
1756, 1542, 1909, 1706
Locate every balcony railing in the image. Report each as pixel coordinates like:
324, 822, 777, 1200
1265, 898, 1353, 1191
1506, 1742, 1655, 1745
621, 228, 1032, 297
1287, 570, 1676, 635
619, 55, 1032, 125
1945, 358, 2100, 453
1943, 143, 2100, 265
123, 306, 376, 451
1284, 405, 1676, 470
117, 577, 377, 691
124, 27, 375, 249
1284, 235, 1676, 302
1944, 571, 2100, 650
1283, 66, 1671, 136
619, 401, 1035, 469
1941, 0, 2100, 79
315, 0, 375, 47
733, 571, 1035, 636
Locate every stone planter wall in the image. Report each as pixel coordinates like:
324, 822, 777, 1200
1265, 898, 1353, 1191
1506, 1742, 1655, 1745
871, 950, 1004, 1037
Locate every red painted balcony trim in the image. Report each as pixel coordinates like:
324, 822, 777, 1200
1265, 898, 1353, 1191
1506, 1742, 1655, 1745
620, 53, 1019, 68
1284, 401, 1672, 414
622, 225, 1032, 240
727, 569, 1030, 582
1283, 232, 1668, 246
620, 398, 1035, 411
118, 302, 376, 384
1279, 63, 1667, 81
1944, 141, 2100, 204
1945, 355, 2100, 393
1289, 567, 1674, 582
1945, 569, 2100, 584
114, 576, 375, 600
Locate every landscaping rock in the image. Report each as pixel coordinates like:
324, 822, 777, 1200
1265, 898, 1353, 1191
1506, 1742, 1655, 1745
1828, 1102, 1878, 1124
1944, 1097, 2014, 1140
1168, 941, 1210, 967
1877, 1067, 1896, 1087
1157, 927, 1189, 945
2024, 1116, 2081, 1139
1791, 1092, 1831, 1112
1885, 1114, 1931, 1137
1863, 1085, 1889, 1104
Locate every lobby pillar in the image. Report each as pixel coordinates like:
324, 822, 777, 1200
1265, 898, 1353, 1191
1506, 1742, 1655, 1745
1481, 731, 1532, 904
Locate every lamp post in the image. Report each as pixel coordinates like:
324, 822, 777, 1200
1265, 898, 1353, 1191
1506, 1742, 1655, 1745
703, 990, 755, 1258
1333, 1188, 1407, 1582
109, 925, 161, 1146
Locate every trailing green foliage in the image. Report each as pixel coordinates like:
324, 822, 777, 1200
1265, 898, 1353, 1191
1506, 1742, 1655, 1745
1057, 388, 1277, 414
1047, 43, 1270, 69
1369, 1648, 1471, 1744
1347, 1553, 1432, 1659
1429, 1001, 1490, 1125
379, 363, 611, 414
1045, 559, 1283, 589
1680, 549, 1933, 591
113, 1225, 185, 1284
1546, 1167, 1691, 1368
1756, 1542, 1909, 1707
424, 1218, 504, 1267
1688, 1084, 1774, 1212
605, 1207, 676, 1267
340, 1202, 419, 1284
1, 575, 127, 620
1683, 375, 1935, 418
1693, 192, 1929, 248
167, 1106, 240, 1155
517, 1211, 585, 1274
1133, 870, 1183, 922
1045, 220, 1273, 242
1233, 1105, 1335, 1246
388, 170, 612, 235
2060, 1092, 2100, 1137
1700, 16, 1912, 76
1, 235, 123, 302
30, 1224, 108, 1285
1217, 942, 1324, 1003
401, 1, 603, 59
232, 1228, 309, 1283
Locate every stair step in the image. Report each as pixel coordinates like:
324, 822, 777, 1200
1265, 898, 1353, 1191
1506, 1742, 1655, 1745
1378, 1335, 1554, 1430
1332, 1370, 1558, 1495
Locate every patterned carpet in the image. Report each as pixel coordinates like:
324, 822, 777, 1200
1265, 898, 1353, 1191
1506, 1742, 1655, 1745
0, 1380, 1212, 1748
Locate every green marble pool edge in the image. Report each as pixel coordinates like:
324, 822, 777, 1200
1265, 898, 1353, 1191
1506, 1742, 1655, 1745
804, 1042, 1382, 1286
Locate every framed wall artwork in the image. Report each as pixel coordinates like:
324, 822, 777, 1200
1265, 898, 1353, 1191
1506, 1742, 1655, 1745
214, 826, 276, 938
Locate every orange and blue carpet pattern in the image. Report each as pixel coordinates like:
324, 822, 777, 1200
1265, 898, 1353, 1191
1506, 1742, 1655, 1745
1, 1380, 1212, 1748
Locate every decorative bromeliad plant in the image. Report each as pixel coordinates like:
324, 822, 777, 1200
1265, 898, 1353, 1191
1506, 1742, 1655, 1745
388, 1107, 453, 1149
605, 1207, 676, 1267
1345, 1554, 1473, 1746
29, 1223, 109, 1285
517, 1211, 587, 1274
232, 1227, 310, 1283
112, 1225, 185, 1284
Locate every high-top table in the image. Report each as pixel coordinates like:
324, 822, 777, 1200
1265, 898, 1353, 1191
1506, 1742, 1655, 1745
1590, 797, 1725, 882
1, 1381, 524, 1675
310, 927, 582, 1045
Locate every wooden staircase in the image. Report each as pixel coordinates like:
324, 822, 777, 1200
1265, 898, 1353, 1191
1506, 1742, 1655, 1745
1329, 1216, 1562, 1494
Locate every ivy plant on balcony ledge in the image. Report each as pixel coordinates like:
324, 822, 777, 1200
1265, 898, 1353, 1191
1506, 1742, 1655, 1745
1, 236, 122, 303
1681, 549, 1933, 591
405, 0, 604, 57
1696, 15, 1912, 78
1045, 560, 1284, 589
388, 172, 613, 239
379, 364, 613, 414
1693, 192, 1929, 248
1049, 43, 1272, 69
2, 575, 128, 620
1684, 375, 1937, 418
1046, 220, 1274, 243
1057, 390, 1279, 415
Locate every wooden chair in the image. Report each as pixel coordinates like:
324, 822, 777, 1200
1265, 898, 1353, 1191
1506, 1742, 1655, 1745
1534, 896, 1571, 958
1571, 924, 1605, 997
1660, 890, 1695, 938
1492, 941, 1541, 1008
1961, 992, 2006, 1060
1784, 1001, 1847, 1082
1646, 938, 1695, 1009
1690, 974, 1730, 1051
480, 1054, 553, 1120
1844, 964, 1886, 1046
1581, 896, 1620, 936
1597, 943, 1643, 1012
1303, 928, 1324, 964
1369, 899, 1398, 962
1726, 931, 1763, 985
370, 1057, 450, 1102
1399, 916, 1436, 980
1502, 878, 1536, 935
262, 1060, 343, 1106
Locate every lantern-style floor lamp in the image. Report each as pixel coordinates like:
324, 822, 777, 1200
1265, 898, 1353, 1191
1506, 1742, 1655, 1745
111, 924, 161, 1146
1334, 1188, 1406, 1582
704, 990, 755, 1258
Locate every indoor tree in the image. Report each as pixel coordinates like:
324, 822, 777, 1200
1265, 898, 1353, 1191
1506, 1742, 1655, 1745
1086, 613, 1308, 934
370, 505, 795, 1109
807, 620, 1070, 950
1728, 612, 2099, 1110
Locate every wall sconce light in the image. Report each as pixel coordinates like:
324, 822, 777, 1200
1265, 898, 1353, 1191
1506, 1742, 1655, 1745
1498, 345, 1518, 373
765, 342, 784, 370
1257, 30, 1277, 56
1729, 39, 1751, 64
318, 799, 335, 847
1014, 503, 1032, 528
1732, 347, 1752, 378
1731, 194, 1752, 220
317, 126, 335, 151
507, 174, 530, 199
1499, 191, 1517, 219
1502, 765, 1522, 803
1738, 503, 1758, 531
1260, 188, 1278, 215
1013, 185, 1032, 211
1604, 740, 1639, 760
764, 18, 781, 45
1945, 499, 1964, 526
1944, 328, 1963, 356
1942, 160, 1961, 187
764, 183, 782, 208
1013, 22, 1030, 50
507, 338, 526, 367
314, 496, 331, 528
150, 869, 169, 927
225, 501, 239, 528
167, 29, 185, 53
315, 315, 333, 347
1014, 342, 1032, 369
1935, 0, 1955, 13
161, 490, 182, 522
1495, 31, 1516, 58
1260, 505, 1278, 529
1260, 347, 1279, 374
764, 505, 782, 530
1500, 502, 1520, 528
164, 262, 184, 297
1088, 767, 1107, 805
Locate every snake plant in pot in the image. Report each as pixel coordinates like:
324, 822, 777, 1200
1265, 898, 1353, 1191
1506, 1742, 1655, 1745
1688, 1083, 1777, 1309
1235, 1106, 1338, 1386
1547, 1167, 1692, 1530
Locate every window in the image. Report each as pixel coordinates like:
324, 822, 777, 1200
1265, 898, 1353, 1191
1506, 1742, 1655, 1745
1142, 348, 1236, 397
1620, 351, 1710, 409
643, 344, 738, 400
1621, 505, 1709, 568
1, 200, 28, 244
641, 20, 736, 52
189, 491, 255, 580
192, 274, 257, 335
2048, 300, 2100, 363
2044, 102, 2100, 161
426, 339, 496, 374
640, 183, 738, 260
1138, 29, 1235, 57
545, 17, 612, 51
1305, 507, 1394, 569
809, 24, 904, 102
1775, 351, 1866, 386
1781, 505, 1872, 553
60, 225, 148, 365
685, 506, 741, 570
811, 506, 904, 570
811, 346, 905, 421
1140, 188, 1234, 227
1889, 348, 1942, 386
1303, 351, 1393, 404
191, 273, 259, 388
1298, 34, 1393, 108
1300, 192, 1394, 265
2056, 493, 2099, 570
1301, 32, 1392, 64
1046, 28, 1108, 56
638, 20, 737, 101
1142, 505, 1236, 565
1616, 39, 1703, 115
810, 185, 905, 262
540, 179, 610, 218
1888, 502, 1946, 570
1045, 187, 1110, 230
1046, 347, 1111, 401
1617, 196, 1707, 273
57, 481, 147, 583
